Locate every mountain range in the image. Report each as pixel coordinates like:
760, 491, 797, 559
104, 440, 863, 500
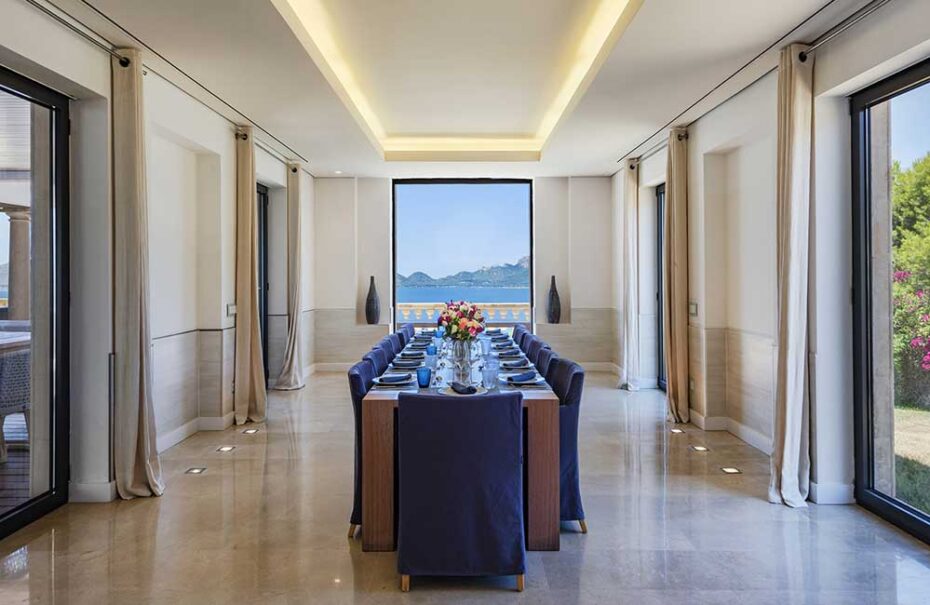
397, 256, 529, 288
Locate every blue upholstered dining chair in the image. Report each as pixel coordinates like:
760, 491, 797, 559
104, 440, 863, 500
515, 327, 530, 351
388, 333, 403, 356
396, 329, 409, 349
524, 336, 550, 367
376, 338, 395, 364
512, 324, 527, 347
536, 348, 559, 383
347, 360, 376, 539
549, 358, 587, 533
401, 323, 415, 341
396, 392, 526, 592
363, 349, 388, 376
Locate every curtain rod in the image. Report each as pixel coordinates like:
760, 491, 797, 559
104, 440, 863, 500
799, 0, 894, 62
22, 0, 311, 165
615, 0, 868, 166
22, 0, 129, 65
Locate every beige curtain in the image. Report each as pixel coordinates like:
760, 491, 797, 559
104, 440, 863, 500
769, 43, 813, 508
274, 163, 305, 390
619, 160, 641, 390
663, 128, 690, 424
234, 126, 267, 424
112, 49, 164, 498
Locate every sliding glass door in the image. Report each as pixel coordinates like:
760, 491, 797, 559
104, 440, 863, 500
852, 57, 930, 544
0, 65, 69, 539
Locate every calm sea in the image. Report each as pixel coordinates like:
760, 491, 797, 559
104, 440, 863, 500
396, 286, 530, 304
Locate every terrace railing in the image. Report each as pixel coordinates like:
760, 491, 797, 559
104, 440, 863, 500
395, 302, 531, 325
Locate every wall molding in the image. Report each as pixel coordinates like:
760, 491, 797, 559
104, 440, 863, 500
199, 412, 235, 431
689, 408, 727, 431
69, 480, 117, 503
311, 362, 353, 374
725, 417, 772, 455
809, 481, 855, 504
156, 417, 199, 454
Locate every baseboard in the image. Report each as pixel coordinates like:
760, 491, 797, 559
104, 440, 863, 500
156, 417, 199, 453
198, 412, 234, 431
689, 409, 727, 431
725, 418, 772, 455
580, 362, 621, 375
809, 481, 855, 504
69, 480, 116, 503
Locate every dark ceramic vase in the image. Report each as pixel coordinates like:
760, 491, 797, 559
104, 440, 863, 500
547, 275, 561, 324
365, 276, 380, 324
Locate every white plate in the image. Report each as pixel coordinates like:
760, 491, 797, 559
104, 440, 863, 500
498, 374, 545, 386
373, 375, 415, 386
440, 386, 489, 396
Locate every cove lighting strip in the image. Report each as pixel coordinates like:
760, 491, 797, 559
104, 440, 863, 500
270, 0, 643, 161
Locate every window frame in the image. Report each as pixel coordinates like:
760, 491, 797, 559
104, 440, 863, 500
391, 178, 534, 328
850, 55, 930, 547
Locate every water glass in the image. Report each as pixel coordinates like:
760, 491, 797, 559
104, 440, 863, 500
480, 338, 492, 357
482, 366, 498, 390
416, 367, 432, 388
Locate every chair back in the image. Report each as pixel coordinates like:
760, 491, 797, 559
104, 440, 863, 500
397, 392, 526, 577
347, 360, 375, 526
524, 336, 550, 367
0, 349, 30, 413
402, 323, 415, 340
363, 349, 388, 376
512, 324, 527, 347
396, 329, 409, 348
376, 338, 395, 364
388, 333, 403, 355
535, 348, 559, 383
550, 358, 584, 407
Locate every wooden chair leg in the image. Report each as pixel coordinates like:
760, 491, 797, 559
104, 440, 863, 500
400, 575, 410, 592
347, 524, 358, 539
579, 519, 588, 534
516, 574, 525, 592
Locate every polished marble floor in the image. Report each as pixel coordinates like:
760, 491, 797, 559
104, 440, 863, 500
1, 372, 929, 604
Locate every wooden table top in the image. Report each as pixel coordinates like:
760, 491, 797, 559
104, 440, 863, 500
363, 385, 557, 403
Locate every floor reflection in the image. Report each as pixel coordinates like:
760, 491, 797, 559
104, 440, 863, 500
0, 372, 928, 603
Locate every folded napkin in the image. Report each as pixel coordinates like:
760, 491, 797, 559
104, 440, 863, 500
493, 343, 516, 350
408, 343, 429, 349
379, 373, 412, 384
490, 335, 510, 342
419, 330, 437, 337
497, 350, 522, 358
451, 382, 477, 395
485, 328, 502, 334
400, 351, 425, 358
502, 360, 530, 370
507, 371, 537, 383
392, 360, 421, 368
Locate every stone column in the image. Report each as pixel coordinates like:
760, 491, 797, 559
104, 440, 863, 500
6, 209, 30, 320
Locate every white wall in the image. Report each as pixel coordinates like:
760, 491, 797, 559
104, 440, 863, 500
533, 177, 571, 322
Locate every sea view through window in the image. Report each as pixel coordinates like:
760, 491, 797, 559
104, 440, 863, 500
393, 180, 531, 325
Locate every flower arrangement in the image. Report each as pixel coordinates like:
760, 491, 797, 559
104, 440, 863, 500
437, 300, 485, 341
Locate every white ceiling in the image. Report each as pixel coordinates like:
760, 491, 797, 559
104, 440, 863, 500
66, 0, 867, 177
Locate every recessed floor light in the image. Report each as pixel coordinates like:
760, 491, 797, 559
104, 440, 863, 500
243, 428, 259, 435
721, 467, 742, 474
216, 446, 236, 453
185, 467, 207, 475
670, 428, 685, 434
690, 445, 709, 452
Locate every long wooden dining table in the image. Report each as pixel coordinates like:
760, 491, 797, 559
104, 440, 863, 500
361, 346, 561, 553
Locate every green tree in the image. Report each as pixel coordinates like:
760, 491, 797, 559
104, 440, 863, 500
892, 153, 930, 248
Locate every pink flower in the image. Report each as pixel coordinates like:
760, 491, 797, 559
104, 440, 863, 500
918, 290, 926, 299
894, 271, 911, 283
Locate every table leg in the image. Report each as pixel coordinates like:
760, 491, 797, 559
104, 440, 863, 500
362, 398, 395, 551
526, 398, 560, 550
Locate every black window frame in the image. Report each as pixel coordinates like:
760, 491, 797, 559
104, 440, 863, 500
851, 55, 930, 547
0, 64, 70, 539
256, 183, 269, 379
391, 178, 534, 329
655, 183, 667, 391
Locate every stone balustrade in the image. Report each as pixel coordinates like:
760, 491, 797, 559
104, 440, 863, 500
395, 302, 531, 325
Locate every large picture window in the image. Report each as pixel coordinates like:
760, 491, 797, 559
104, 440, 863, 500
852, 57, 930, 545
393, 179, 532, 326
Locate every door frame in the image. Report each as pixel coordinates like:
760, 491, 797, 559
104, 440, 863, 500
655, 183, 667, 391
0, 64, 70, 539
850, 55, 930, 546
256, 183, 269, 380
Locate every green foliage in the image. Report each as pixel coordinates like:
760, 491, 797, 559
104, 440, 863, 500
892, 154, 930, 248
895, 455, 930, 513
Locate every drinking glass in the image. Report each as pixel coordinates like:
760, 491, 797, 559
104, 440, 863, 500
482, 366, 498, 390
416, 367, 432, 388
480, 338, 492, 358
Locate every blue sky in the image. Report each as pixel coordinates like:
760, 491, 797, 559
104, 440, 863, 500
891, 83, 930, 168
394, 182, 531, 277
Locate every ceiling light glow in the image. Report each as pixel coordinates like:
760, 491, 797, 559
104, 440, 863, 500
270, 0, 643, 161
